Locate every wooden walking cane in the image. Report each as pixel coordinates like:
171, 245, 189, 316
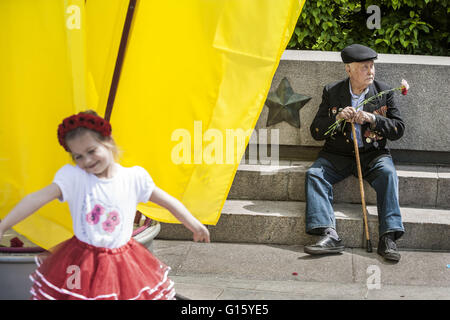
350, 122, 373, 252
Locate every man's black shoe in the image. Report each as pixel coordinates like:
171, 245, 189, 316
304, 235, 345, 255
377, 233, 401, 262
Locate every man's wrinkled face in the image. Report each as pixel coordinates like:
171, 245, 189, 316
346, 60, 375, 90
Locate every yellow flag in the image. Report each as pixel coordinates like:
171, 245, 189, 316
0, 0, 128, 249
113, 0, 305, 224
0, 0, 87, 249
0, 0, 306, 249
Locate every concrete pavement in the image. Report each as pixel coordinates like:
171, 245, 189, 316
152, 239, 450, 300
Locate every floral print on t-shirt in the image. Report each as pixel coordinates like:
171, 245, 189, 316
102, 211, 121, 233
86, 204, 121, 233
86, 204, 105, 225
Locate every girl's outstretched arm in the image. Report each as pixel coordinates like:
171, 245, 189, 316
0, 184, 62, 240
149, 187, 210, 243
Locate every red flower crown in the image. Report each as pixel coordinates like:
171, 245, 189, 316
57, 113, 112, 151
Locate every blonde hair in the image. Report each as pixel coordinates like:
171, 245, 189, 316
64, 110, 122, 160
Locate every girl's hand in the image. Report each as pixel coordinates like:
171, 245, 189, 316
0, 184, 61, 238
149, 187, 211, 243
192, 224, 210, 243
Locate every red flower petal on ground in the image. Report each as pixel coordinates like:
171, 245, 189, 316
10, 237, 24, 247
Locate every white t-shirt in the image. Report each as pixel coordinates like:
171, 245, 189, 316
53, 163, 155, 248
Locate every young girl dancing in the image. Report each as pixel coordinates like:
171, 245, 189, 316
0, 110, 210, 300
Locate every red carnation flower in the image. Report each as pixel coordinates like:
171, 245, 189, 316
401, 79, 409, 95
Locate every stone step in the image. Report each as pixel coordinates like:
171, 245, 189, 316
157, 200, 450, 251
228, 161, 450, 209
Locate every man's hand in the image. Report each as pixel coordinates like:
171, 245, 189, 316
336, 106, 356, 121
353, 110, 375, 125
336, 107, 375, 125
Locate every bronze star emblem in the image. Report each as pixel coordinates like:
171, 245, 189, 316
265, 77, 311, 128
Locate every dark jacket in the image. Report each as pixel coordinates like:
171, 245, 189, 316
310, 78, 405, 173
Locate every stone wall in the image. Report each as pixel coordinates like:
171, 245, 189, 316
255, 50, 450, 153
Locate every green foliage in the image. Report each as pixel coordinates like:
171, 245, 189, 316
288, 0, 449, 56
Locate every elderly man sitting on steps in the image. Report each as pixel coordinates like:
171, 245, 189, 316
304, 44, 405, 262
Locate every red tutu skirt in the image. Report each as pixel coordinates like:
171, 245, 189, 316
29, 236, 175, 300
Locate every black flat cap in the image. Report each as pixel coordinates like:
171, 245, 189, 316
341, 44, 377, 63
